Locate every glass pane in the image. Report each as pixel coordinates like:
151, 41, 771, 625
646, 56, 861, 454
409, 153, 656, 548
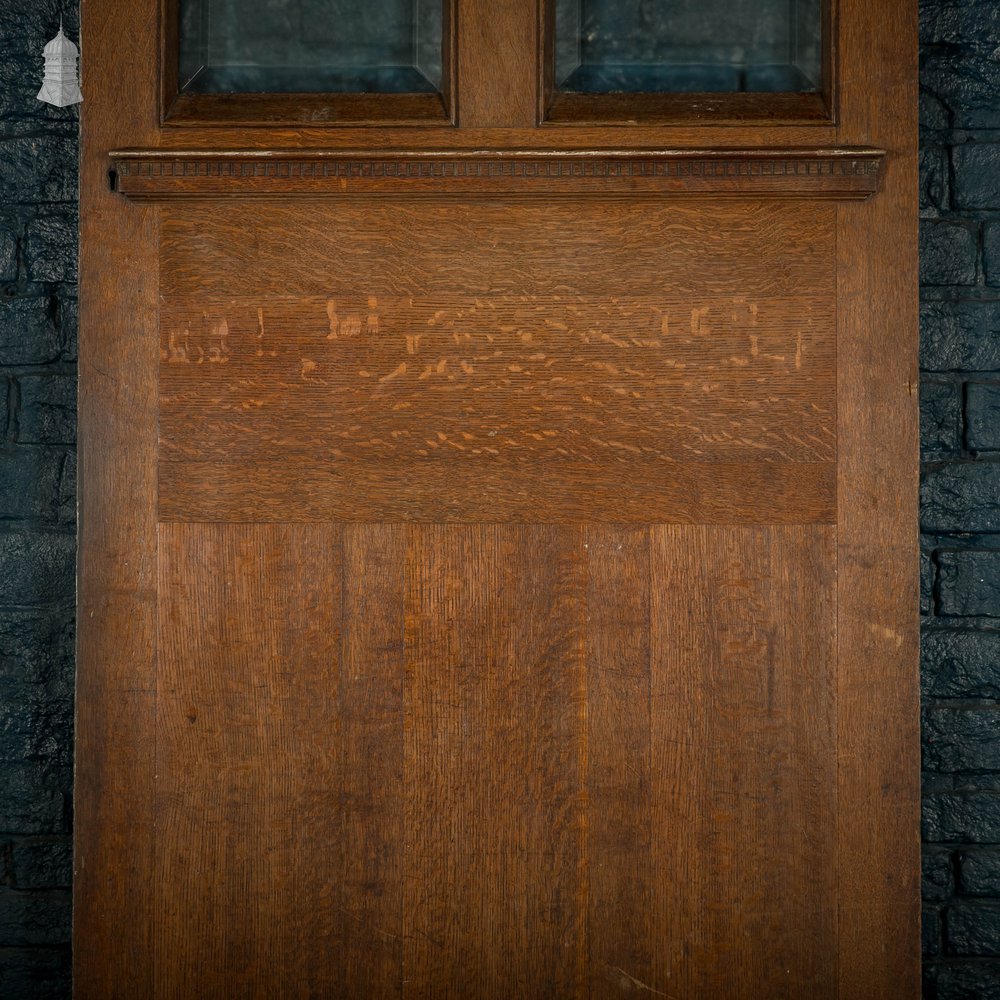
555, 0, 821, 94
179, 0, 443, 94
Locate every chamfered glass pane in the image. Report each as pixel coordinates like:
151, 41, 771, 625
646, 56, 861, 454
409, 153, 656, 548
179, 0, 443, 94
555, 0, 821, 94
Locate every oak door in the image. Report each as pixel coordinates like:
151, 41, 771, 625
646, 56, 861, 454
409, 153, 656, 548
76, 0, 919, 997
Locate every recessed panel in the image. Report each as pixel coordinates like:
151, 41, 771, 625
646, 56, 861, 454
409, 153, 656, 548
158, 199, 836, 523
156, 522, 837, 997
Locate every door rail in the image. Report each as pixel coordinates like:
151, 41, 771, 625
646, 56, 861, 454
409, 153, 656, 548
109, 146, 884, 200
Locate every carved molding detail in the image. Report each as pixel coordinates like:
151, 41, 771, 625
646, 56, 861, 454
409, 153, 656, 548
110, 148, 885, 200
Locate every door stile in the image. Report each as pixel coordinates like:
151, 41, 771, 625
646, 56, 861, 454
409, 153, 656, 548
835, 0, 920, 994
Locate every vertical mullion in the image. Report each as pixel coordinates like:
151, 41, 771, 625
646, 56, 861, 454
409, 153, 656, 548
457, 0, 538, 127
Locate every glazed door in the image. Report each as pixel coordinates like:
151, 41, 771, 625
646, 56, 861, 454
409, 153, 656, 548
76, 1, 919, 997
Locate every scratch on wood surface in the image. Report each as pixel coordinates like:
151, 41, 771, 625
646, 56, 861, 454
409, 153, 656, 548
610, 965, 676, 998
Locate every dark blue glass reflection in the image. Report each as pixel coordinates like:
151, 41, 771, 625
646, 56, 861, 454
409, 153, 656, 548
179, 0, 443, 94
555, 0, 821, 94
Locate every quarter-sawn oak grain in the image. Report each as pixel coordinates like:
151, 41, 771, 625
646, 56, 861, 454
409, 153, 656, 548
77, 0, 919, 994
154, 524, 840, 999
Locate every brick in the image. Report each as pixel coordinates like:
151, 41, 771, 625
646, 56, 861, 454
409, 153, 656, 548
921, 300, 1000, 372
920, 85, 950, 129
921, 221, 978, 285
923, 549, 935, 616
0, 298, 60, 366
925, 706, 1000, 772
0, 228, 16, 282
0, 7, 79, 41
922, 464, 1000, 532
24, 215, 76, 283
923, 630, 1000, 700
985, 223, 1000, 287
933, 961, 1000, 1000
920, 0, 1000, 48
960, 849, 1000, 896
1, 0, 81, 982
947, 902, 1000, 955
58, 296, 76, 362
954, 145, 1000, 210
0, 138, 76, 206
968, 383, 1000, 450
0, 892, 70, 948
922, 48, 1000, 130
57, 451, 73, 524
0, 36, 54, 124
7, 842, 71, 890
924, 792, 1000, 842
16, 376, 75, 445
0, 762, 67, 835
0, 675, 72, 769
925, 904, 942, 956
925, 847, 955, 901
920, 146, 949, 214
0, 610, 73, 688
0, 947, 71, 1000
0, 530, 74, 609
921, 380, 959, 455
0, 450, 62, 521
939, 550, 1000, 617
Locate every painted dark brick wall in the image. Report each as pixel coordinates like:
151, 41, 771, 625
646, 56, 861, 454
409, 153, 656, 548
0, 3, 77, 998
1, 0, 999, 997
921, 0, 1000, 994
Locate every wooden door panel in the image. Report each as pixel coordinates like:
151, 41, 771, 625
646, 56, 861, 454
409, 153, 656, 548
155, 522, 834, 998
157, 523, 409, 999
159, 201, 833, 301
403, 525, 587, 998
159, 295, 834, 466
78, 0, 918, 993
649, 525, 837, 998
158, 199, 836, 524
159, 457, 836, 524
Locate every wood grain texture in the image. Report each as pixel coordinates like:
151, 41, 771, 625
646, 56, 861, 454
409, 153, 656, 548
74, 0, 160, 995
158, 459, 834, 524
159, 199, 834, 301
156, 524, 317, 997
111, 148, 883, 200
157, 294, 834, 470
456, 0, 537, 127
650, 525, 838, 999
404, 525, 588, 996
164, 92, 453, 128
584, 527, 654, 999
543, 92, 833, 127
152, 523, 840, 998
78, 0, 920, 991
157, 200, 835, 523
157, 296, 834, 461
329, 525, 407, 997
152, 125, 843, 153
835, 0, 921, 993
156, 524, 409, 998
